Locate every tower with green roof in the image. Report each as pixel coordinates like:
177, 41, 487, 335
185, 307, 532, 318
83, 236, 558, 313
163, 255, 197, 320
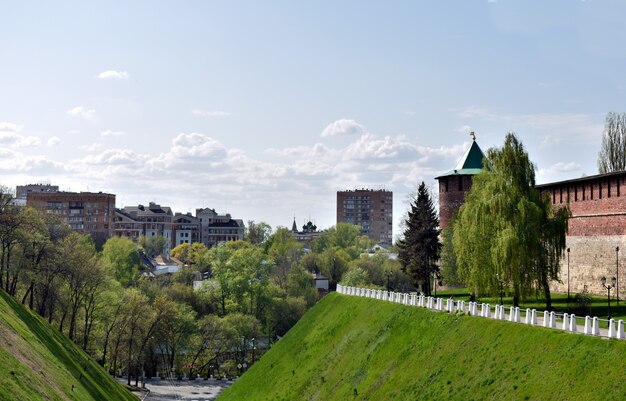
435, 133, 487, 229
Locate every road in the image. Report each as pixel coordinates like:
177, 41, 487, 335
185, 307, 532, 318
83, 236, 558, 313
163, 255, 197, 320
118, 377, 232, 401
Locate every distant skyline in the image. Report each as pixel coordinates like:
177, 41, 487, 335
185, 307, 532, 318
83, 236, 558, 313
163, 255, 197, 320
2, 1, 625, 237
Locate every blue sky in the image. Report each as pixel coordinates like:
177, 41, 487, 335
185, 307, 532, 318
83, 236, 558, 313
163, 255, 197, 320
1, 1, 625, 237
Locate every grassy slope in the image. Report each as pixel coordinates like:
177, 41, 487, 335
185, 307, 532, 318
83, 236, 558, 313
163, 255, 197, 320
0, 290, 136, 401
219, 293, 626, 401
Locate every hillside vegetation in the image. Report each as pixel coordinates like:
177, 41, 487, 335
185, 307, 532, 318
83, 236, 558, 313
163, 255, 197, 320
219, 293, 626, 401
0, 290, 136, 401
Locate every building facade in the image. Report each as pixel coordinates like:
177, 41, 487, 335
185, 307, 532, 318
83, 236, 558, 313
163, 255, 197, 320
537, 171, 626, 299
336, 189, 393, 246
196, 208, 245, 248
172, 212, 201, 248
26, 191, 115, 246
114, 202, 174, 252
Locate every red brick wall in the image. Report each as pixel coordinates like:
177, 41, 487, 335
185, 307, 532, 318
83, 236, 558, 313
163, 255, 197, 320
437, 175, 474, 229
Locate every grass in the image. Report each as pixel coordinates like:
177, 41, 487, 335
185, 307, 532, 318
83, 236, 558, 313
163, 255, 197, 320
219, 292, 626, 401
0, 289, 136, 401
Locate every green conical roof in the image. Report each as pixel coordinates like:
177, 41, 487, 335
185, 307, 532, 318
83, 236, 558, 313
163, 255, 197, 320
435, 140, 486, 178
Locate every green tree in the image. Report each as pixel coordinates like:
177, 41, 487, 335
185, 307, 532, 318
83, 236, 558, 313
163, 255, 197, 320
439, 224, 459, 286
598, 112, 626, 173
139, 235, 167, 258
267, 227, 302, 290
245, 221, 272, 245
453, 133, 569, 308
102, 236, 141, 285
341, 267, 370, 287
397, 182, 440, 295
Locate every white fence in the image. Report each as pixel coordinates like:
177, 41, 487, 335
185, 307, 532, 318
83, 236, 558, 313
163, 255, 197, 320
335, 284, 625, 340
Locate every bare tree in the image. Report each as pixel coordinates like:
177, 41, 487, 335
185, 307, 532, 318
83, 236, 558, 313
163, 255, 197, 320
598, 112, 626, 173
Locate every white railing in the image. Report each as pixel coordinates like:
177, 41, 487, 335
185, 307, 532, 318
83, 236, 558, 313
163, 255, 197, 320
335, 284, 625, 340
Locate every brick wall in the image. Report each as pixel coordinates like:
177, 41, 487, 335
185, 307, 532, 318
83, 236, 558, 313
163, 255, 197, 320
437, 175, 474, 229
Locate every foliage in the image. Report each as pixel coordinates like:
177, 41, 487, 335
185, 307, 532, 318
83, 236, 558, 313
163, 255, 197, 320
102, 236, 141, 285
397, 182, 440, 295
245, 220, 272, 245
439, 224, 459, 286
219, 293, 626, 401
452, 133, 569, 308
138, 235, 166, 258
598, 112, 626, 173
0, 289, 136, 401
340, 267, 370, 287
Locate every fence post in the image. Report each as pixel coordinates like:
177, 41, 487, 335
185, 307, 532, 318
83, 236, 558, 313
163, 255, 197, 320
592, 317, 600, 336
525, 308, 531, 325
584, 316, 592, 335
485, 304, 491, 318
549, 312, 556, 328
543, 311, 549, 327
617, 319, 624, 340
531, 309, 537, 326
609, 319, 616, 338
569, 314, 577, 333
562, 313, 569, 331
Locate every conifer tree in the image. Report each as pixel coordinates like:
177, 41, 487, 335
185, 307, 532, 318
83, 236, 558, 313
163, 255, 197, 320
398, 182, 441, 295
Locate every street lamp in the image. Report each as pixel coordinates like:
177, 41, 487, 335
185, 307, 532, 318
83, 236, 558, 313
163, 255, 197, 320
601, 276, 617, 319
385, 270, 392, 291
496, 273, 504, 305
251, 337, 256, 364
567, 247, 570, 304
616, 246, 620, 305
433, 270, 440, 297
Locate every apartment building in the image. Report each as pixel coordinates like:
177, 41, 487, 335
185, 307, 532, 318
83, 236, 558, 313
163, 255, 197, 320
336, 189, 393, 246
26, 191, 115, 246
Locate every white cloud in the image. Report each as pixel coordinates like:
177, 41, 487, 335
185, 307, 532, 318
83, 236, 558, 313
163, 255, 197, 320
97, 70, 129, 80
0, 122, 41, 149
191, 109, 231, 117
67, 106, 96, 121
100, 130, 125, 138
47, 137, 61, 147
548, 162, 580, 172
79, 143, 102, 152
320, 119, 367, 137
0, 122, 24, 132
455, 125, 473, 134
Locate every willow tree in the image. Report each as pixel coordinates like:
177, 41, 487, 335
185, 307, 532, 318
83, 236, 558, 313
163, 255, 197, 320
453, 133, 569, 309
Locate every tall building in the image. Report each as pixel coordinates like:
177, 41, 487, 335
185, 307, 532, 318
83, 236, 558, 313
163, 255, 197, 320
26, 191, 116, 246
336, 189, 393, 246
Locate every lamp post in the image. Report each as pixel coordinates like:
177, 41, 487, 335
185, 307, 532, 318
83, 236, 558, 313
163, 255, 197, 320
385, 270, 391, 291
496, 273, 504, 305
567, 247, 570, 304
251, 337, 256, 364
601, 276, 617, 319
433, 270, 439, 297
616, 246, 620, 305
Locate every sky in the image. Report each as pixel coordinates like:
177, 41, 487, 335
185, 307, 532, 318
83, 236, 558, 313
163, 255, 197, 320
1, 0, 626, 239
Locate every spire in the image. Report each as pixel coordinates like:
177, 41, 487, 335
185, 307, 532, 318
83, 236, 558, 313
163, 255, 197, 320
291, 216, 298, 232
435, 134, 486, 178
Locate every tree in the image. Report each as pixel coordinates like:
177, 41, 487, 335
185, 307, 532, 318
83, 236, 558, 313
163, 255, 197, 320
453, 133, 569, 308
341, 267, 370, 287
397, 182, 440, 295
245, 221, 272, 245
139, 235, 167, 258
598, 112, 626, 173
439, 224, 459, 287
102, 236, 141, 285
267, 227, 302, 290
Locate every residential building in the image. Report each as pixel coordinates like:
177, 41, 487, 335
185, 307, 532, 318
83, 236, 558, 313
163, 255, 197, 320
114, 202, 174, 252
196, 207, 245, 248
26, 190, 115, 246
336, 188, 393, 246
172, 212, 201, 247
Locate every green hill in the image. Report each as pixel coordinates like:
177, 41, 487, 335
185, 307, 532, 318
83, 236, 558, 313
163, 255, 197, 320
0, 290, 136, 401
219, 292, 626, 401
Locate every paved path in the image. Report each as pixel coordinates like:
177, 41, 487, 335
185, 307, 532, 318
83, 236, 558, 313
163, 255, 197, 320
117, 378, 232, 401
